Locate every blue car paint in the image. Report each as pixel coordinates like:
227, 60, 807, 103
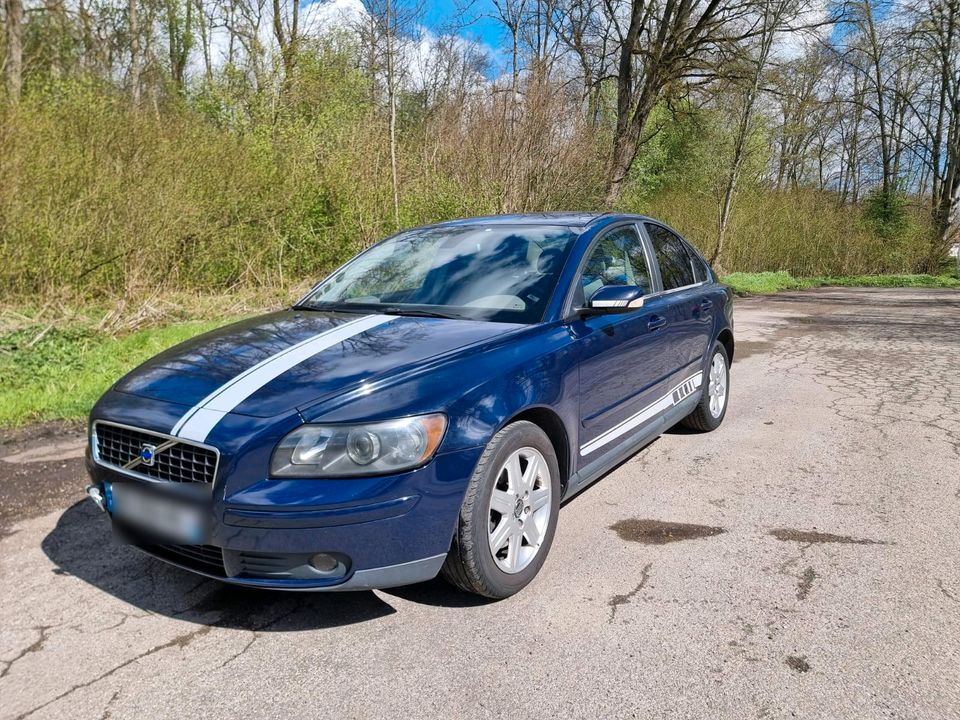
86, 213, 734, 590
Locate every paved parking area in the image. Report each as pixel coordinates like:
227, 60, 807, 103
1, 287, 958, 719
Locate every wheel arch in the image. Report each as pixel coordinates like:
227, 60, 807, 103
500, 405, 572, 495
717, 328, 735, 363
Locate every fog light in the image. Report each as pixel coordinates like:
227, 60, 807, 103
310, 553, 340, 573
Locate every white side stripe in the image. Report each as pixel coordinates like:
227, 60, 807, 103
172, 314, 394, 442
580, 372, 703, 456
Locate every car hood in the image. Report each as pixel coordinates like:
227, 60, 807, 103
115, 310, 524, 419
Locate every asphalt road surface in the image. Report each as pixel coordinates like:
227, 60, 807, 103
1, 287, 958, 720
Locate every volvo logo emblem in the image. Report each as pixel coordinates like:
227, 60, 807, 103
139, 444, 157, 467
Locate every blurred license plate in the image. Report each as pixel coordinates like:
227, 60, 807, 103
110, 482, 208, 544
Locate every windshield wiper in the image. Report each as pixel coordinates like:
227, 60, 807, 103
294, 302, 471, 321
292, 302, 372, 314
380, 307, 471, 321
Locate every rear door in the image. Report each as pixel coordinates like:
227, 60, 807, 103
642, 223, 714, 384
571, 224, 676, 458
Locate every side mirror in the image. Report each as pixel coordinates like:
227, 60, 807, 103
584, 285, 645, 314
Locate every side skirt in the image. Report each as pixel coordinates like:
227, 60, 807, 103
561, 394, 700, 503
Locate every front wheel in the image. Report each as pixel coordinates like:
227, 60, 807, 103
681, 342, 729, 432
441, 420, 561, 598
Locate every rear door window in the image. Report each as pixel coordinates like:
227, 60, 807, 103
645, 224, 696, 290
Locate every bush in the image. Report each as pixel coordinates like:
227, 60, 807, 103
636, 187, 931, 276
0, 58, 939, 310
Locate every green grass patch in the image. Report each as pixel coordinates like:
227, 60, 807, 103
0, 321, 223, 427
722, 271, 960, 295
721, 271, 802, 294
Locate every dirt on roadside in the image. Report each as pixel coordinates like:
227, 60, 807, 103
0, 420, 88, 536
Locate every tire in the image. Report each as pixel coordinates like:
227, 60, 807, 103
441, 420, 561, 599
681, 341, 730, 432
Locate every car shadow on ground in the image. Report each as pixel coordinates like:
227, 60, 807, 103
42, 501, 492, 631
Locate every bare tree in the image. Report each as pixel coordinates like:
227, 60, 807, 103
43, 0, 66, 78
5, 0, 23, 103
193, 0, 215, 82
770, 49, 828, 190
361, 0, 423, 227
860, 0, 894, 196
385, 0, 399, 226
492, 0, 526, 116
596, 0, 770, 202
907, 0, 960, 263
837, 65, 866, 203
167, 0, 194, 92
712, 0, 803, 269
129, 0, 142, 105
272, 0, 299, 83
553, 0, 616, 124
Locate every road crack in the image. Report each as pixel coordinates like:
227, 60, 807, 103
937, 579, 958, 603
13, 626, 212, 720
1, 625, 55, 680
608, 562, 652, 623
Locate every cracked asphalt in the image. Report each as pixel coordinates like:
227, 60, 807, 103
1, 287, 959, 719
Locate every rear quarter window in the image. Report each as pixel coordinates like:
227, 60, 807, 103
688, 246, 712, 283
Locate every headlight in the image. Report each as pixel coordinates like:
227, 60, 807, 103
270, 414, 447, 478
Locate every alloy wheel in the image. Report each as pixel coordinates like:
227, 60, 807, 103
487, 446, 552, 574
708, 352, 727, 418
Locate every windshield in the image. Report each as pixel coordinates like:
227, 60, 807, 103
300, 225, 579, 323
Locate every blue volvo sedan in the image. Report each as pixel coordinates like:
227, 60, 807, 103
85, 213, 734, 598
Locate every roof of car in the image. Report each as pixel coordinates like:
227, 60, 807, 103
426, 212, 647, 230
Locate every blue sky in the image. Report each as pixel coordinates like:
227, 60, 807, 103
421, 0, 503, 48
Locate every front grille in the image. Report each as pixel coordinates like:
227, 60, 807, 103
94, 422, 218, 485
143, 543, 227, 577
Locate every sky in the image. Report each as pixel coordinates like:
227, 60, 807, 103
309, 0, 837, 77
423, 0, 504, 50
308, 0, 509, 74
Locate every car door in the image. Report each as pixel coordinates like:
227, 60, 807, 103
570, 224, 677, 459
643, 223, 714, 383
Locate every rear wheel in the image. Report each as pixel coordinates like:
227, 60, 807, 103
681, 342, 729, 432
441, 421, 561, 598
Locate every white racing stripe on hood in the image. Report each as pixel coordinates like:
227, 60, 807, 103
171, 314, 394, 442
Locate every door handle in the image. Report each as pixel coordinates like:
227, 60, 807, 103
647, 315, 668, 331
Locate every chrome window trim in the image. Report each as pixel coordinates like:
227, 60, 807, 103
640, 280, 709, 302
91, 419, 220, 489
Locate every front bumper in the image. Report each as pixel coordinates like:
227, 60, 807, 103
85, 444, 483, 591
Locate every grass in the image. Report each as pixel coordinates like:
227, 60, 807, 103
722, 271, 960, 295
0, 321, 224, 427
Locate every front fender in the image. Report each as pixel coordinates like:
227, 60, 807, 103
300, 322, 582, 460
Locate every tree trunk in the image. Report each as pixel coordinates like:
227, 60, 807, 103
194, 0, 213, 82
4, 0, 23, 103
273, 0, 298, 87
129, 0, 142, 106
862, 0, 894, 198
386, 0, 400, 228
712, 0, 782, 269
45, 0, 64, 78
931, 93, 960, 268
604, 108, 647, 205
